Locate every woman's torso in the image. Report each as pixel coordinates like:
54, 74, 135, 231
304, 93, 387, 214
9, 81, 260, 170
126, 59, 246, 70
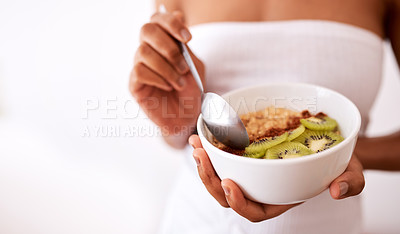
189, 20, 383, 133
163, 0, 388, 131
165, 0, 389, 39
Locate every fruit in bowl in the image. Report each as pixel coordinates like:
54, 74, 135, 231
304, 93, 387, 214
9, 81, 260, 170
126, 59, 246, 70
211, 106, 344, 159
196, 83, 361, 204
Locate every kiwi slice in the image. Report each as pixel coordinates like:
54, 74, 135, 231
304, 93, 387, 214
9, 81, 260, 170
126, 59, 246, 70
286, 124, 306, 141
294, 130, 344, 152
243, 151, 265, 159
265, 142, 314, 159
244, 132, 288, 155
300, 116, 337, 131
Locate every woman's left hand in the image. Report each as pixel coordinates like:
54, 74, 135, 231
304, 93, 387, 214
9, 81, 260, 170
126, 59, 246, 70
188, 134, 365, 223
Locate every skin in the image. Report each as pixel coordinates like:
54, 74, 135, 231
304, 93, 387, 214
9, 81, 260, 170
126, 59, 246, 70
130, 0, 400, 222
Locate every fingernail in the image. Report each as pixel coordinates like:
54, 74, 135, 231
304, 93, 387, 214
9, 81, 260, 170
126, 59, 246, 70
178, 60, 188, 72
180, 29, 191, 41
193, 155, 200, 166
222, 184, 230, 196
178, 76, 186, 88
339, 182, 349, 197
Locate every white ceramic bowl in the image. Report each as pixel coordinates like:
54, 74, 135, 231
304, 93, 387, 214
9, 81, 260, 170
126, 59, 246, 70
197, 83, 361, 204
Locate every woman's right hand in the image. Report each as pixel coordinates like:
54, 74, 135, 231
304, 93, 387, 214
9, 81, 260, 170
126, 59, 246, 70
129, 11, 205, 143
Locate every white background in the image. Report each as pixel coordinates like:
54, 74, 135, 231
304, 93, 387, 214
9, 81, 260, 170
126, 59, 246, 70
0, 0, 400, 233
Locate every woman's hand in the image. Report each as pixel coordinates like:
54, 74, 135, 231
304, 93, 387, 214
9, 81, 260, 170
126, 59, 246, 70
329, 152, 365, 199
129, 11, 205, 147
188, 135, 365, 222
188, 135, 300, 222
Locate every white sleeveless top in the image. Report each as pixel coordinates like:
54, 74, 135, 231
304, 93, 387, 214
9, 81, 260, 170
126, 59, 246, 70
159, 20, 383, 234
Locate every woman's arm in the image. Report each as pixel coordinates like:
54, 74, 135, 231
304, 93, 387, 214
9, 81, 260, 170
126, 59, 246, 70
356, 0, 400, 171
387, 0, 400, 66
355, 132, 400, 170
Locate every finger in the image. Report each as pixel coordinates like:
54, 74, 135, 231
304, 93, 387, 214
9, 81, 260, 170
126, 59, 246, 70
150, 12, 191, 42
135, 43, 186, 91
329, 155, 365, 199
129, 76, 152, 101
193, 148, 229, 208
221, 179, 300, 222
131, 63, 172, 92
172, 11, 184, 23
188, 134, 202, 149
140, 23, 189, 74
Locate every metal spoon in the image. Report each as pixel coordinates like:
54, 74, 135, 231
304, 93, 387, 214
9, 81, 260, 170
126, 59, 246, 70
160, 5, 250, 149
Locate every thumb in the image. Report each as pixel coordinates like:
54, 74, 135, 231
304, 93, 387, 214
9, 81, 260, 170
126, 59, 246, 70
329, 155, 365, 199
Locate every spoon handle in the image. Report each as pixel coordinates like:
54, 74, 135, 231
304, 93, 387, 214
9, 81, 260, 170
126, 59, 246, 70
159, 5, 204, 93
180, 43, 204, 93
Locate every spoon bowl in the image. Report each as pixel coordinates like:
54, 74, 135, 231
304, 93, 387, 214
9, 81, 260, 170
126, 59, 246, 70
201, 93, 249, 149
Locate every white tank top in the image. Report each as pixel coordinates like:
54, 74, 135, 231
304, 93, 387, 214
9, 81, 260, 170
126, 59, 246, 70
159, 20, 383, 234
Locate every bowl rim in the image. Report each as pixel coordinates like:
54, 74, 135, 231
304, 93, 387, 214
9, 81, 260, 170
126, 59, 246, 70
197, 82, 361, 165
